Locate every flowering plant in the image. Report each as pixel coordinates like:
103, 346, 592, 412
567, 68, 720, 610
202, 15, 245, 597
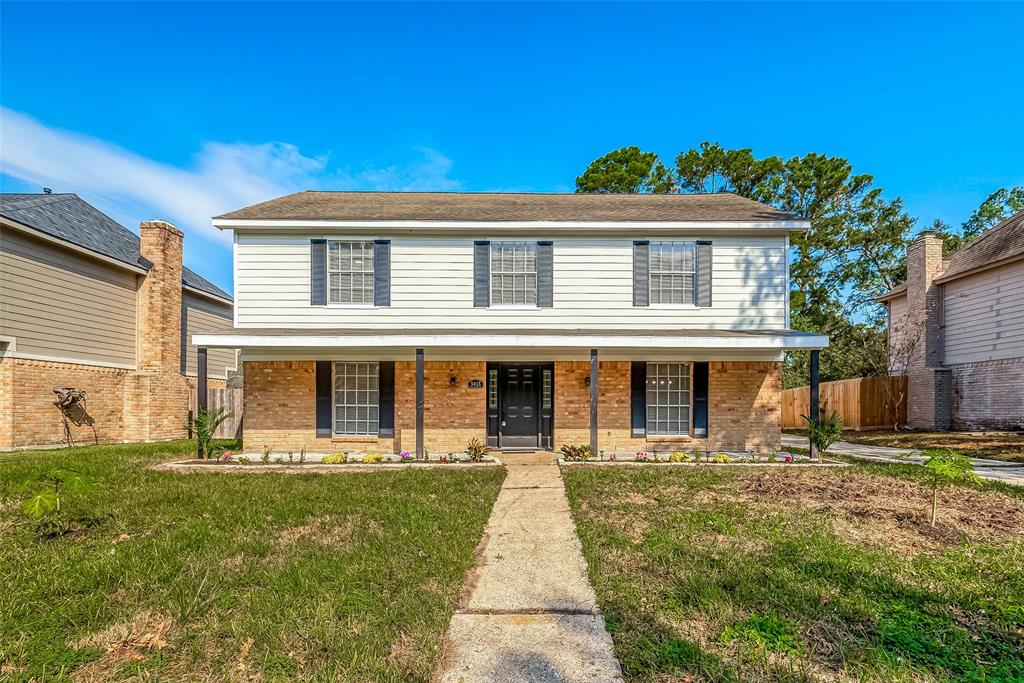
439, 454, 449, 463
221, 452, 234, 462
635, 450, 651, 462
399, 450, 414, 462
784, 454, 793, 463
608, 453, 617, 461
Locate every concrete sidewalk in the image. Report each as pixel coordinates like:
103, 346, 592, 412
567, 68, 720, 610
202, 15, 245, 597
780, 435, 1024, 486
435, 452, 623, 682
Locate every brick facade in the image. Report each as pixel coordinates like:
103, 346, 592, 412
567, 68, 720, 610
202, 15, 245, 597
904, 233, 953, 430
951, 358, 1024, 430
1, 220, 213, 450
240, 359, 781, 455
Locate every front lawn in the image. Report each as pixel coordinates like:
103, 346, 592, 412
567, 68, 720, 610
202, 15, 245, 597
0, 439, 504, 682
563, 462, 1024, 682
784, 428, 1024, 463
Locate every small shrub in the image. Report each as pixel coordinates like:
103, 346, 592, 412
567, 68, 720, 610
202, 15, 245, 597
322, 453, 347, 465
465, 437, 489, 463
187, 407, 233, 459
922, 449, 981, 525
298, 448, 306, 464
767, 451, 778, 463
399, 450, 414, 463
220, 451, 234, 462
802, 410, 843, 461
362, 452, 383, 464
635, 450, 651, 462
236, 456, 250, 465
20, 468, 93, 534
712, 453, 733, 464
261, 446, 271, 464
608, 453, 617, 461
560, 443, 594, 462
273, 456, 284, 464
669, 451, 692, 463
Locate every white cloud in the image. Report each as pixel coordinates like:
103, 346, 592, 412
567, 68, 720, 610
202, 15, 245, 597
0, 107, 462, 249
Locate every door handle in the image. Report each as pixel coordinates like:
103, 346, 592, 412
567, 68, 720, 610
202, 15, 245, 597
501, 421, 507, 427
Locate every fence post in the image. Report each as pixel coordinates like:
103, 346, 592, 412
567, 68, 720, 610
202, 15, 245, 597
197, 347, 208, 459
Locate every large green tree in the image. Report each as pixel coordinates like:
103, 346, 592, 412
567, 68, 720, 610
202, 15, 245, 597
934, 186, 1024, 256
575, 146, 675, 194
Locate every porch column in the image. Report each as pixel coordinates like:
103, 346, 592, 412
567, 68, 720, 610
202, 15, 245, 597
590, 348, 599, 455
197, 347, 208, 459
416, 348, 425, 459
809, 349, 820, 459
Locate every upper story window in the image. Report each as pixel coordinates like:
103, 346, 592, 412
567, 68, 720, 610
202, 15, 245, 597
490, 241, 537, 306
328, 240, 374, 304
650, 241, 696, 305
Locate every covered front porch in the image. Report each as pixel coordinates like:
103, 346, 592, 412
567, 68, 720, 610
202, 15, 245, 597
193, 329, 829, 457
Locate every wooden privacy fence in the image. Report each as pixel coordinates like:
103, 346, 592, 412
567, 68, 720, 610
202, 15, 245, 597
188, 387, 244, 439
782, 376, 907, 430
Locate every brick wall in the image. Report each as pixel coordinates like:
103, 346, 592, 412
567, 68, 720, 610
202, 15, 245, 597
904, 233, 952, 429
395, 360, 486, 454
2, 358, 130, 448
951, 358, 1024, 430
2, 220, 207, 450
707, 361, 781, 452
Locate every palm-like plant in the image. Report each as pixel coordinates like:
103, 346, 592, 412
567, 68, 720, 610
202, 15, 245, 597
188, 407, 232, 459
922, 449, 980, 526
802, 410, 843, 462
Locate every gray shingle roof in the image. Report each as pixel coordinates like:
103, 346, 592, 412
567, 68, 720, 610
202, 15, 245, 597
216, 190, 804, 223
935, 210, 1024, 283
0, 193, 231, 301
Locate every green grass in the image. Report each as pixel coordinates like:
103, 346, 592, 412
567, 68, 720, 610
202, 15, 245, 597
563, 464, 1024, 682
0, 439, 504, 682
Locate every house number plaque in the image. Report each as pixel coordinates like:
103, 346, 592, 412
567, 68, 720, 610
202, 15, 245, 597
467, 379, 484, 389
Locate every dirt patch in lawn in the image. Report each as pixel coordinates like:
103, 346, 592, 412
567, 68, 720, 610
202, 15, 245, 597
736, 469, 1024, 554
72, 611, 175, 682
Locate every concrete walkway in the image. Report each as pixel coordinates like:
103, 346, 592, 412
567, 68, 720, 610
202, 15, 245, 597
435, 451, 624, 682
780, 434, 1024, 486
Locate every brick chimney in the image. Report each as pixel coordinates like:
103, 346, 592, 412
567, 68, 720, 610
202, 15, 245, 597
905, 231, 951, 429
137, 220, 184, 373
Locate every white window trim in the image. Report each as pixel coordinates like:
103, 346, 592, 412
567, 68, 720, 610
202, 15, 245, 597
489, 240, 539, 308
648, 241, 697, 307
645, 361, 694, 437
326, 239, 375, 306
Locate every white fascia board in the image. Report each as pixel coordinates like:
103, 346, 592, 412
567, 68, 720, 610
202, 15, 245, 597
193, 332, 829, 351
212, 218, 811, 233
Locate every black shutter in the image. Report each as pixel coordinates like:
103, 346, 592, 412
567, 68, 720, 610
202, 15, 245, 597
378, 361, 395, 437
631, 361, 647, 438
696, 241, 712, 308
373, 240, 391, 306
474, 241, 490, 307
310, 239, 327, 306
693, 361, 709, 438
633, 240, 649, 307
537, 241, 553, 307
315, 361, 332, 437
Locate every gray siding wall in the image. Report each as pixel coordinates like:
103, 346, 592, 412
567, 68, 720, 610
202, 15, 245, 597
182, 291, 235, 379
942, 260, 1024, 365
0, 225, 139, 367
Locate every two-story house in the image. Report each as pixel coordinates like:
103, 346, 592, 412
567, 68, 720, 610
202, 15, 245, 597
194, 191, 827, 456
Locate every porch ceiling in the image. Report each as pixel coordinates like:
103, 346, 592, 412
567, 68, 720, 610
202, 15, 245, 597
193, 328, 828, 362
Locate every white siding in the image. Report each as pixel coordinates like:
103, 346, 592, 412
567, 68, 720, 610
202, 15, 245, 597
235, 233, 787, 330
943, 260, 1024, 365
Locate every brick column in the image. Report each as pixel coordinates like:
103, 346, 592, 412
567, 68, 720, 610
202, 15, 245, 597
123, 220, 191, 442
905, 231, 951, 429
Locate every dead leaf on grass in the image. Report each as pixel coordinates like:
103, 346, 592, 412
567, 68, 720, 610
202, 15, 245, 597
71, 611, 174, 682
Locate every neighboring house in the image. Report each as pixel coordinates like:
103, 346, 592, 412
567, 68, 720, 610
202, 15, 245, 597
878, 212, 1024, 431
194, 191, 828, 456
0, 193, 236, 449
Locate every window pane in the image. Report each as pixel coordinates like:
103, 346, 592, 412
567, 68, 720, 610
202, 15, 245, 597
645, 362, 691, 435
327, 240, 374, 304
334, 362, 380, 435
490, 241, 539, 306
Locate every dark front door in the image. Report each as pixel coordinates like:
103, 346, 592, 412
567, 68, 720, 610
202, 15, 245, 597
499, 364, 540, 448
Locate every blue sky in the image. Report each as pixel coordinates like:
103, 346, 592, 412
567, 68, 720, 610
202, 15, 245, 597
2, 1, 1022, 294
